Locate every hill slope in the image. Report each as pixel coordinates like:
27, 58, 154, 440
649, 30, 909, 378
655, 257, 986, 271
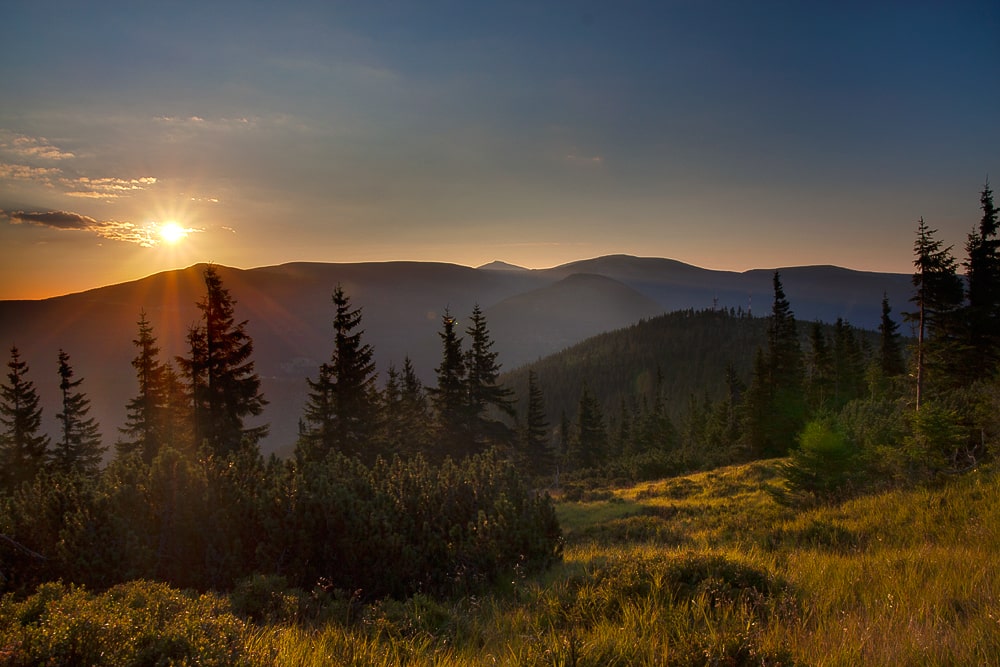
0, 255, 911, 454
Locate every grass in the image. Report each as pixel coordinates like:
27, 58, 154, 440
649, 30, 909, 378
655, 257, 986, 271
4, 460, 999, 665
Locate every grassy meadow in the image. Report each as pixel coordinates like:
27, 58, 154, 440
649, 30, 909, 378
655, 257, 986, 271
3, 459, 999, 666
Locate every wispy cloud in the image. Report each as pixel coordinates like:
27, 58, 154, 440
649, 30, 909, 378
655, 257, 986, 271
0, 130, 158, 201
0, 132, 75, 160
0, 163, 62, 181
565, 154, 604, 166
64, 176, 157, 199
4, 209, 161, 246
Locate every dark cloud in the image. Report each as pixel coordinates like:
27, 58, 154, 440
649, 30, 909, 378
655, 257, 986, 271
7, 209, 96, 230
4, 209, 157, 246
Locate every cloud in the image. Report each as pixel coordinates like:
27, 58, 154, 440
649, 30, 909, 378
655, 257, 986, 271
7, 210, 95, 230
0, 163, 62, 181
0, 132, 75, 160
0, 130, 158, 200
63, 176, 157, 199
4, 209, 160, 247
565, 154, 604, 166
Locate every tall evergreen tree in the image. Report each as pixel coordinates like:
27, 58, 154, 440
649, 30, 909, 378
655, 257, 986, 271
963, 182, 1000, 376
400, 356, 431, 455
299, 285, 378, 462
52, 350, 104, 477
805, 322, 833, 412
429, 310, 467, 457
570, 385, 608, 470
878, 294, 906, 379
464, 304, 515, 448
177, 266, 268, 456
520, 370, 552, 476
120, 312, 171, 462
0, 346, 50, 490
740, 271, 805, 456
906, 218, 965, 408
832, 318, 866, 408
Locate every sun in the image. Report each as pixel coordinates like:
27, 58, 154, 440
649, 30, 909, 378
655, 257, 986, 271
159, 221, 188, 245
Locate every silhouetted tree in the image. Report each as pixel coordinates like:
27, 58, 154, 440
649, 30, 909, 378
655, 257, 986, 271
806, 322, 833, 412
520, 370, 552, 477
429, 310, 467, 458
52, 350, 104, 477
177, 266, 268, 456
963, 182, 1000, 376
464, 304, 515, 449
906, 218, 965, 409
832, 318, 866, 408
298, 285, 378, 462
740, 271, 805, 456
570, 385, 608, 470
120, 312, 171, 462
0, 346, 50, 490
878, 294, 906, 379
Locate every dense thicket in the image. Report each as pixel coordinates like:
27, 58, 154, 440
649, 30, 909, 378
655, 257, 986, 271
0, 268, 561, 599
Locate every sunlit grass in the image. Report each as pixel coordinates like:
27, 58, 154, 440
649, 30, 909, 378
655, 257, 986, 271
6, 460, 999, 665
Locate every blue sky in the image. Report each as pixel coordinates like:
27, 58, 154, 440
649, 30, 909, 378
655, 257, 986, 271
1, 1, 998, 298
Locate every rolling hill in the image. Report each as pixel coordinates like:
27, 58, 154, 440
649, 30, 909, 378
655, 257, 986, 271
0, 255, 913, 454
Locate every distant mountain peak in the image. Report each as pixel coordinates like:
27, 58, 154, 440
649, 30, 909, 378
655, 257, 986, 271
477, 260, 529, 272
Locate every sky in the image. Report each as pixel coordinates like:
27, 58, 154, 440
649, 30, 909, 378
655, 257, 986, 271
1, 1, 998, 300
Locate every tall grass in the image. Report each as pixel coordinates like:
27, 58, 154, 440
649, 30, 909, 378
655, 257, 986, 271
4, 461, 998, 665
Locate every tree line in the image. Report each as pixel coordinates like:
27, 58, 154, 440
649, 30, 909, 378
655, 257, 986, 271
0, 268, 561, 596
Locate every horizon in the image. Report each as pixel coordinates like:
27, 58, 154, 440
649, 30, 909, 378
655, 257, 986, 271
2, 2, 997, 300
0, 252, 917, 302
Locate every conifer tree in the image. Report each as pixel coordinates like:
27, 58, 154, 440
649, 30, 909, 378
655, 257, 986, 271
120, 312, 171, 462
177, 266, 268, 456
520, 370, 552, 476
906, 218, 965, 408
299, 285, 378, 461
400, 356, 431, 454
832, 318, 866, 408
464, 304, 515, 448
806, 322, 833, 412
878, 294, 906, 379
571, 385, 608, 470
52, 350, 104, 476
429, 310, 467, 457
963, 182, 1000, 376
740, 271, 805, 456
0, 346, 50, 490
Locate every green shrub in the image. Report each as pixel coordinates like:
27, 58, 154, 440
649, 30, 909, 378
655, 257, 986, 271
0, 580, 248, 666
777, 418, 859, 505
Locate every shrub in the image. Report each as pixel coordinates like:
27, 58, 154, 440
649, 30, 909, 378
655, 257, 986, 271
0, 580, 248, 666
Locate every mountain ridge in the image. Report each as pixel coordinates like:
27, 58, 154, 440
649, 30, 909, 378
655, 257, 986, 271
0, 254, 914, 455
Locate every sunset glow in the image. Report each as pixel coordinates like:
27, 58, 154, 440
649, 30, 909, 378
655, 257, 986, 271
159, 222, 188, 245
1, 3, 998, 300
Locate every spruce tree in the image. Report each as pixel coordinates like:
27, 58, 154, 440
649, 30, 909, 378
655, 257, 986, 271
878, 294, 906, 379
177, 266, 268, 456
429, 310, 467, 457
0, 346, 50, 490
520, 370, 552, 476
571, 385, 608, 470
120, 312, 170, 462
53, 349, 105, 476
299, 285, 378, 461
832, 318, 866, 408
906, 218, 965, 408
740, 271, 805, 456
400, 356, 431, 454
964, 182, 1000, 376
806, 322, 833, 412
464, 304, 515, 448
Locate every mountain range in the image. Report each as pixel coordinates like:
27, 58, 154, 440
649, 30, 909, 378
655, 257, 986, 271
0, 255, 914, 455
